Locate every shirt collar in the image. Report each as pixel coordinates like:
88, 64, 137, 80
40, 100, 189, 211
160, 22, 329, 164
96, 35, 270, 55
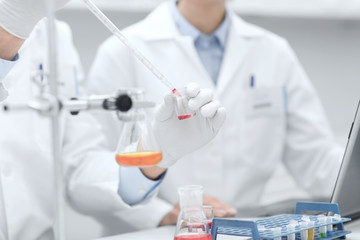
170, 1, 231, 49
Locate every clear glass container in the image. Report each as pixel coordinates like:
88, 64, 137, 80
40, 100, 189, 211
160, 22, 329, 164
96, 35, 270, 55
115, 89, 162, 167
203, 206, 214, 230
174, 88, 196, 120
174, 185, 212, 240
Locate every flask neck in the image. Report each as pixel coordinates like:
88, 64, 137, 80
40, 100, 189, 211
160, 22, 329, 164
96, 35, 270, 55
116, 88, 146, 122
178, 185, 203, 211
117, 112, 145, 122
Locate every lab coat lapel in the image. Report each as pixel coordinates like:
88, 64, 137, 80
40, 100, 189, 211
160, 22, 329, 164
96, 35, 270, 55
142, 2, 214, 89
216, 14, 264, 96
175, 37, 214, 88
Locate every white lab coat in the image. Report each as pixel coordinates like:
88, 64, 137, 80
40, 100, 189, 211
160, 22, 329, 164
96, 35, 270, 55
88, 2, 343, 230
0, 20, 140, 239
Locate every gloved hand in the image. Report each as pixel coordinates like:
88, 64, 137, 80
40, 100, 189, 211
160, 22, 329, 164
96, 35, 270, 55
0, 0, 71, 39
143, 82, 226, 168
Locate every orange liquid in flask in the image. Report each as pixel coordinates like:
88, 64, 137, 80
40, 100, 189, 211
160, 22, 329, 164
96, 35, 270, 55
116, 152, 162, 166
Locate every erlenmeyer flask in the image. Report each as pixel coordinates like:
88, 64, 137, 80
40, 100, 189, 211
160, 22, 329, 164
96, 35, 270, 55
115, 89, 162, 167
174, 185, 212, 240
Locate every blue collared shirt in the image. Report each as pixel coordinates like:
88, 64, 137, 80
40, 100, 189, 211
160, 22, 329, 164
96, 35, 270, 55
0, 54, 18, 102
118, 167, 166, 205
170, 1, 231, 84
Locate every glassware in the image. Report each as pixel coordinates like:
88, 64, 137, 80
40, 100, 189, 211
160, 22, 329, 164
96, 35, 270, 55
174, 185, 212, 240
326, 216, 333, 237
318, 215, 327, 238
272, 227, 282, 240
115, 89, 162, 167
202, 206, 214, 230
174, 88, 196, 120
308, 221, 315, 240
300, 221, 308, 240
83, 0, 177, 91
287, 223, 296, 240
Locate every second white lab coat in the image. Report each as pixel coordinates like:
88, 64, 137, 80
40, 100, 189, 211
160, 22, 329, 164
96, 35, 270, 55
88, 2, 343, 231
0, 20, 145, 239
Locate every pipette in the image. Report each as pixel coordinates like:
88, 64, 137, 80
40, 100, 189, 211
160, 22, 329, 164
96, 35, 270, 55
82, 0, 178, 94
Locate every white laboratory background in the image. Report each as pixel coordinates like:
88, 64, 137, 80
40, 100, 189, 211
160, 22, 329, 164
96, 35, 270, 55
56, 0, 360, 238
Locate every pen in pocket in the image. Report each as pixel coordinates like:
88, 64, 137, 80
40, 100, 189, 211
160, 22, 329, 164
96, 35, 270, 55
250, 75, 255, 88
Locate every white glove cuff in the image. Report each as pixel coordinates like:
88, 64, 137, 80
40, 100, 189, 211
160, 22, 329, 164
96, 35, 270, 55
0, 2, 41, 39
0, 24, 31, 40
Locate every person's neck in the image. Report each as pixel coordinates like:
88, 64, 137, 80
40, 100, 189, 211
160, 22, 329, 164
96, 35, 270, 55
177, 1, 226, 35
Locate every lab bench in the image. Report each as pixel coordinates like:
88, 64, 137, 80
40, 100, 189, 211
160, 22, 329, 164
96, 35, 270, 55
96, 202, 360, 240
95, 221, 360, 240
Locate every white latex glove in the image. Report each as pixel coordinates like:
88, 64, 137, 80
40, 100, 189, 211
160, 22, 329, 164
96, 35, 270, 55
0, 0, 71, 39
145, 83, 226, 168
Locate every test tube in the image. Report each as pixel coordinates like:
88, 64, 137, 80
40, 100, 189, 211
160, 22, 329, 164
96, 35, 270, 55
272, 227, 282, 240
334, 214, 341, 221
300, 221, 308, 240
287, 224, 296, 240
307, 221, 315, 240
326, 216, 333, 237
333, 214, 342, 231
257, 224, 266, 232
318, 215, 327, 238
174, 87, 196, 120
289, 220, 299, 226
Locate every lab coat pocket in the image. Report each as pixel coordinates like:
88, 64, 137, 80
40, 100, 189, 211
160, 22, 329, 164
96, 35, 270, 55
245, 86, 286, 118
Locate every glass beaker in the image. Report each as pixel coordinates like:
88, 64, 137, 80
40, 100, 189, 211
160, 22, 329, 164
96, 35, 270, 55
174, 185, 212, 240
202, 206, 214, 230
115, 89, 162, 167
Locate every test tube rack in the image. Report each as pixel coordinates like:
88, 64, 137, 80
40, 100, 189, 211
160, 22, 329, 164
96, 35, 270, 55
211, 202, 352, 240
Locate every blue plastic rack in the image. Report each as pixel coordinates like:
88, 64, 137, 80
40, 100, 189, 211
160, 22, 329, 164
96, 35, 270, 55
211, 202, 352, 240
